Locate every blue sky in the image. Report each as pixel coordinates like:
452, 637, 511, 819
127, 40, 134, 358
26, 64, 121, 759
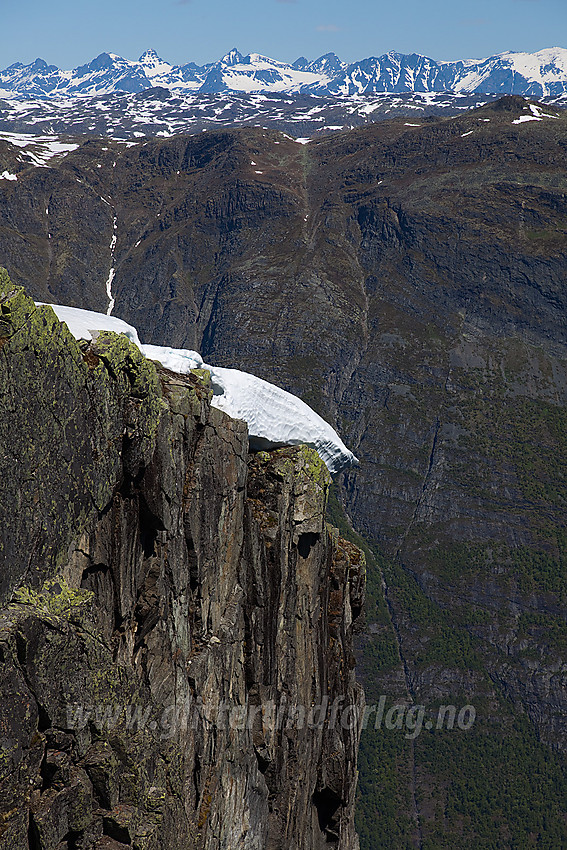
3, 0, 566, 68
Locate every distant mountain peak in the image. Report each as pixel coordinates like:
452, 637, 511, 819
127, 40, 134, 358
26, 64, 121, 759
138, 48, 172, 79
88, 53, 116, 71
139, 48, 161, 61
307, 52, 344, 75
221, 48, 244, 67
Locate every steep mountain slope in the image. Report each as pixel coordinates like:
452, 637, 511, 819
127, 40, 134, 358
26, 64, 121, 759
1, 96, 567, 847
0, 275, 364, 849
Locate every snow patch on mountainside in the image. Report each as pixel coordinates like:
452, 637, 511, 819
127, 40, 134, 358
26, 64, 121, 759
105, 215, 118, 315
0, 132, 79, 166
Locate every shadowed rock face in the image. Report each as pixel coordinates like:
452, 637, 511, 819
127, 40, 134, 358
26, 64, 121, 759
2, 97, 567, 846
0, 277, 364, 850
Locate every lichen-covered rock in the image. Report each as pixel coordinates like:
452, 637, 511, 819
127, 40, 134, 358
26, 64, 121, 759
0, 276, 364, 849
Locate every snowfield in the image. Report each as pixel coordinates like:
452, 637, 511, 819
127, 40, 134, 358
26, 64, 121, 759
36, 303, 143, 345
39, 303, 359, 474
0, 132, 79, 167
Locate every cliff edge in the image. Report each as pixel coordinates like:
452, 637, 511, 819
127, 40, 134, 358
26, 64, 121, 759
0, 273, 365, 849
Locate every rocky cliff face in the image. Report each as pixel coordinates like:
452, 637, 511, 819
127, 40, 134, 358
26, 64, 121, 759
0, 274, 364, 850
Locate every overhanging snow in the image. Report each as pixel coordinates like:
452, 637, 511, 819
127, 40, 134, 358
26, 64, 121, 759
39, 303, 359, 474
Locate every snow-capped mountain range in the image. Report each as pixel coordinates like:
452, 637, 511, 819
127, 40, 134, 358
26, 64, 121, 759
3, 47, 567, 100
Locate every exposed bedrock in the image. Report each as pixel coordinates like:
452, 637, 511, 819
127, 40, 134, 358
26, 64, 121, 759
0, 275, 365, 849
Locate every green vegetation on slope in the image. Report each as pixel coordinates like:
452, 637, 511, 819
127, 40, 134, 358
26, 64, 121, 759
328, 483, 567, 850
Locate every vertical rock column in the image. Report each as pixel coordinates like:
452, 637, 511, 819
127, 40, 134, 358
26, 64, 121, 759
0, 274, 364, 850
